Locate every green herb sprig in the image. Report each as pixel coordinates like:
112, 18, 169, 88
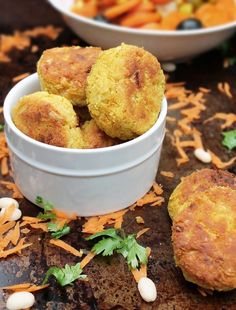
86, 228, 148, 269
36, 196, 70, 239
43, 263, 86, 286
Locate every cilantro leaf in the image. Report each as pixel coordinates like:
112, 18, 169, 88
117, 235, 148, 269
86, 229, 148, 269
36, 196, 54, 212
0, 124, 4, 132
222, 129, 236, 150
37, 212, 56, 220
86, 228, 120, 240
42, 263, 86, 286
92, 237, 122, 256
47, 222, 70, 239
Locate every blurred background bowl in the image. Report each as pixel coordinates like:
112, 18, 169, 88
48, 0, 236, 62
4, 73, 167, 216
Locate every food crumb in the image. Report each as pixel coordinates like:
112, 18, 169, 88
135, 216, 145, 224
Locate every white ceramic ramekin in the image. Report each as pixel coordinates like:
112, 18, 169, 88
4, 73, 167, 216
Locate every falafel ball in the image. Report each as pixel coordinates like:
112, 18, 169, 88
81, 119, 117, 149
86, 43, 165, 140
172, 186, 236, 291
168, 169, 236, 220
12, 91, 84, 148
37, 46, 102, 106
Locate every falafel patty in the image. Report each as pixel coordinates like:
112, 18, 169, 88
37, 46, 101, 106
12, 91, 84, 148
86, 43, 165, 140
168, 169, 236, 220
172, 186, 236, 291
81, 119, 117, 149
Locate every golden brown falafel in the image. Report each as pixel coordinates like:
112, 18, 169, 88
168, 169, 236, 220
172, 186, 236, 291
81, 119, 117, 149
86, 43, 165, 140
37, 46, 101, 106
12, 91, 84, 148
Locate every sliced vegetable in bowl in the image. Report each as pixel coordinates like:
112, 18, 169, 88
71, 0, 236, 31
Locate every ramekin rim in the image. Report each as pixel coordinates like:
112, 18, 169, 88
3, 73, 167, 154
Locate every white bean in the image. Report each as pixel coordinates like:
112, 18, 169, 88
0, 208, 22, 221
6, 291, 35, 310
0, 197, 19, 209
194, 148, 212, 163
162, 62, 177, 73
138, 277, 157, 303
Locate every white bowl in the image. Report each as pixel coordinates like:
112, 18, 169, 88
48, 0, 236, 61
3, 73, 167, 216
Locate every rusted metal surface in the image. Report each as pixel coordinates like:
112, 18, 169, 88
0, 1, 236, 309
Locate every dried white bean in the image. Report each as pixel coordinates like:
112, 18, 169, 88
6, 291, 35, 310
194, 148, 212, 163
0, 207, 22, 221
162, 62, 176, 73
0, 197, 19, 209
138, 277, 157, 303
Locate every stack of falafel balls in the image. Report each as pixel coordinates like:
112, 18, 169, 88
12, 44, 165, 149
168, 168, 236, 292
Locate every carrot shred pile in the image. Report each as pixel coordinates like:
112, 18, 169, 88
131, 183, 164, 210
0, 25, 62, 63
166, 83, 208, 166
50, 239, 83, 257
0, 204, 32, 258
82, 209, 128, 234
0, 180, 23, 198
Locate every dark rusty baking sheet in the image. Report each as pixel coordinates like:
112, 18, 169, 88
0, 1, 236, 309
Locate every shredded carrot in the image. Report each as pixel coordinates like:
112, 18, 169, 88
0, 181, 23, 198
22, 216, 43, 223
208, 150, 236, 169
50, 239, 83, 257
0, 238, 32, 258
1, 283, 31, 290
80, 251, 96, 269
0, 221, 16, 235
166, 116, 176, 122
199, 87, 211, 93
1, 157, 9, 176
82, 209, 128, 234
53, 208, 77, 221
29, 223, 48, 232
160, 171, 174, 178
136, 228, 150, 239
135, 216, 144, 224
104, 0, 141, 19
0, 204, 16, 225
12, 72, 30, 83
217, 82, 233, 98
152, 182, 163, 195
131, 247, 151, 282
2, 283, 49, 292
204, 113, 236, 129
8, 221, 20, 246
131, 264, 147, 282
